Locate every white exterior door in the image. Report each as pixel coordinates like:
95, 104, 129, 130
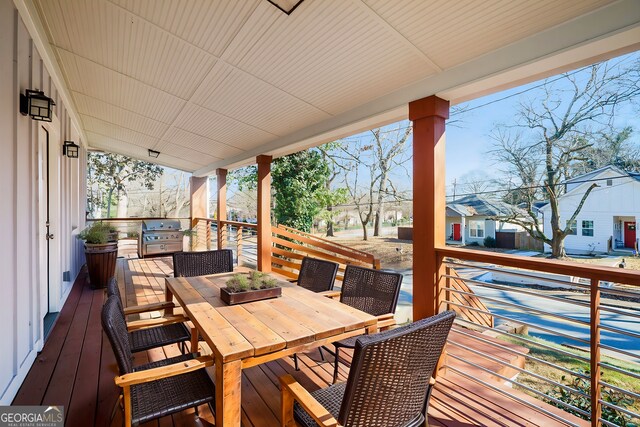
37, 119, 62, 333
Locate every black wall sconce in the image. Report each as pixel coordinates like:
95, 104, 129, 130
20, 89, 55, 122
63, 141, 79, 158
148, 149, 160, 158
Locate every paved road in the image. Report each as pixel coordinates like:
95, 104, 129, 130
393, 268, 639, 361
469, 285, 640, 360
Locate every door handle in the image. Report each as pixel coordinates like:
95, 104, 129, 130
46, 233, 54, 240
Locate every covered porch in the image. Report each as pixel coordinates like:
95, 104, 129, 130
13, 252, 588, 427
1, 0, 640, 426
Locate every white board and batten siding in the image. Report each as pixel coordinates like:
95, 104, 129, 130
541, 168, 639, 254
0, 1, 86, 404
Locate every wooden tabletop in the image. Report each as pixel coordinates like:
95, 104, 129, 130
165, 269, 377, 364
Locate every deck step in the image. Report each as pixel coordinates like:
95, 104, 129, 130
446, 326, 529, 384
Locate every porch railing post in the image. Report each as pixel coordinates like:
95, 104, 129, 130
237, 226, 243, 260
257, 155, 273, 272
216, 169, 227, 250
435, 253, 447, 378
409, 95, 449, 321
206, 220, 211, 250
189, 176, 209, 251
590, 277, 601, 427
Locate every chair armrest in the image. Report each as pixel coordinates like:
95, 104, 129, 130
115, 356, 214, 388
376, 313, 396, 330
126, 315, 189, 331
123, 301, 175, 316
280, 374, 340, 427
319, 291, 341, 300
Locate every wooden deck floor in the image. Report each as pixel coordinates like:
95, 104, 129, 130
13, 247, 586, 426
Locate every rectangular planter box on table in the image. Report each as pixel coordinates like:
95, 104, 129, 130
220, 286, 282, 305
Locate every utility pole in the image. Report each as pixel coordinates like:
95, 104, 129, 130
452, 179, 457, 201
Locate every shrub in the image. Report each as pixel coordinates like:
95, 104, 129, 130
546, 370, 636, 426
468, 241, 480, 247
483, 236, 497, 248
78, 222, 117, 244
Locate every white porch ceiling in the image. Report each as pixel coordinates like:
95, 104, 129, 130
27, 0, 640, 174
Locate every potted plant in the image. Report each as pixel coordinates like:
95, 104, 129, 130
78, 222, 118, 289
220, 270, 282, 305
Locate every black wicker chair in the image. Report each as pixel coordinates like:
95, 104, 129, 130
102, 296, 215, 426
106, 279, 191, 354
280, 311, 456, 427
332, 265, 403, 383
292, 257, 340, 370
297, 257, 339, 293
173, 249, 234, 277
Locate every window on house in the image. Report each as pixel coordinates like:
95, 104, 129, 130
469, 220, 485, 238
606, 179, 613, 186
582, 220, 594, 237
566, 220, 577, 235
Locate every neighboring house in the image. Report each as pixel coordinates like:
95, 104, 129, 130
539, 165, 640, 254
446, 195, 524, 247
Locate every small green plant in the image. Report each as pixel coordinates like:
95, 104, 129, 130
483, 236, 497, 248
78, 222, 117, 244
225, 271, 279, 292
260, 277, 278, 289
468, 241, 480, 247
546, 369, 637, 426
225, 274, 250, 292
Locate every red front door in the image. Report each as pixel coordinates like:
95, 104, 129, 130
453, 223, 461, 241
624, 222, 636, 248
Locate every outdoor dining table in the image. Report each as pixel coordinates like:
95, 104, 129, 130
164, 266, 378, 427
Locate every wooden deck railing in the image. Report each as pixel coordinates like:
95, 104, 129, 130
445, 266, 493, 328
270, 225, 380, 281
191, 218, 380, 276
435, 247, 640, 427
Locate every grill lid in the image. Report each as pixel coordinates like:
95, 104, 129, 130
142, 219, 181, 231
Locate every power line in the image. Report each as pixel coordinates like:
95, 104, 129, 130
328, 173, 637, 208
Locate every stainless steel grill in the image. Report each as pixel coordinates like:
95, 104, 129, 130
138, 219, 183, 258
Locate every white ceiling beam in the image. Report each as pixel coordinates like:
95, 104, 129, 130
194, 0, 640, 176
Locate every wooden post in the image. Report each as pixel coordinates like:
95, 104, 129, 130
257, 155, 272, 272
409, 95, 449, 321
189, 176, 209, 251
590, 278, 601, 427
237, 226, 243, 260
217, 169, 227, 250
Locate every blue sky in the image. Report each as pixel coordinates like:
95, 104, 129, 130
445, 52, 639, 190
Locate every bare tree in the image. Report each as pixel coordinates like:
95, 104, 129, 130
160, 172, 191, 218
371, 126, 412, 236
493, 60, 640, 257
317, 142, 348, 237
325, 140, 379, 240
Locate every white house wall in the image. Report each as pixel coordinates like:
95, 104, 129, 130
0, 0, 86, 404
542, 169, 639, 254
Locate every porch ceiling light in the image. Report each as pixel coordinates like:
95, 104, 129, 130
20, 89, 55, 122
148, 149, 160, 158
266, 0, 304, 15
63, 141, 79, 158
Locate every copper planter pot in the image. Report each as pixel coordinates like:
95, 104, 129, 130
85, 242, 118, 289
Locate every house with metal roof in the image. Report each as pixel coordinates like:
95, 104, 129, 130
446, 195, 524, 247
